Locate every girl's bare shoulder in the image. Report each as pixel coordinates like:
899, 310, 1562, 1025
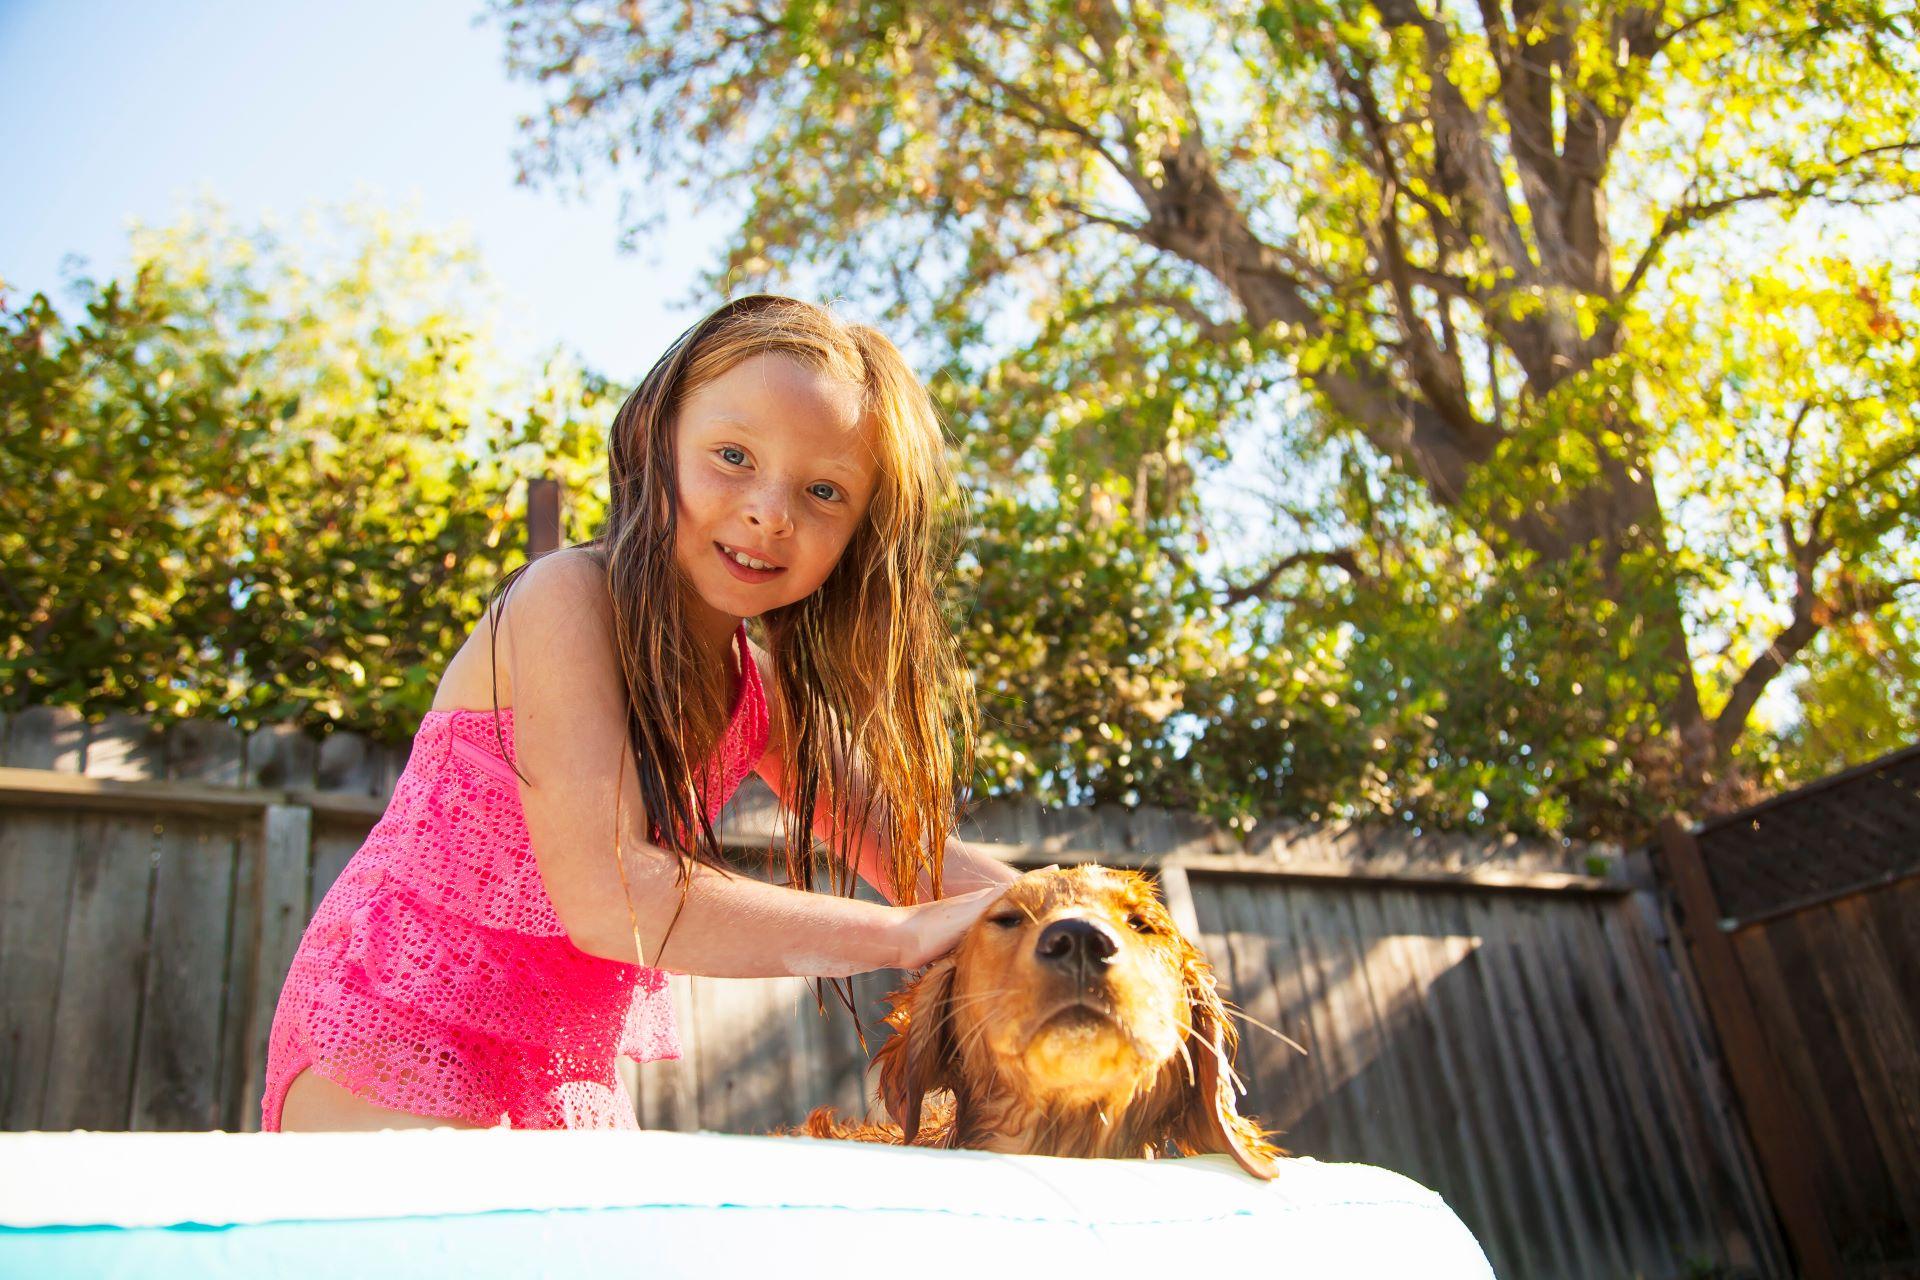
429, 548, 612, 712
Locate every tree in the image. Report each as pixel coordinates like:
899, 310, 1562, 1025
493, 0, 1920, 838
1, 204, 611, 737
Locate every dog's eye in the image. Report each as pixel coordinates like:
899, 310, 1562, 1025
988, 914, 1024, 928
1126, 913, 1159, 935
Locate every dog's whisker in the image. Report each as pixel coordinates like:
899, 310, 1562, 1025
932, 988, 1022, 1019
1222, 1006, 1309, 1057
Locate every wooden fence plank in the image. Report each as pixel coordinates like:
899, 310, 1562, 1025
701, 975, 768, 1130
1420, 891, 1561, 1280
315, 731, 378, 795
1562, 893, 1700, 1263
673, 977, 714, 1130
239, 805, 312, 1131
1866, 876, 1920, 1032
1656, 818, 1842, 1279
1799, 899, 1920, 1238
801, 974, 861, 1125
1500, 894, 1616, 1278
1322, 888, 1424, 1183
633, 972, 700, 1133
735, 980, 791, 1133
688, 976, 726, 1129
84, 714, 166, 781
307, 824, 363, 915
1376, 889, 1524, 1280
803, 978, 851, 1121
218, 820, 263, 1133
1610, 889, 1775, 1270
1510, 898, 1640, 1277
1347, 891, 1485, 1249
1199, 879, 1269, 1109
0, 812, 79, 1128
244, 725, 316, 791
711, 977, 761, 1132
1457, 893, 1590, 1280
164, 720, 245, 788
1246, 877, 1334, 1148
42, 815, 157, 1130
780, 976, 828, 1125
3, 706, 86, 771
845, 967, 903, 1121
1273, 883, 1367, 1162
131, 821, 237, 1130
1729, 924, 1869, 1245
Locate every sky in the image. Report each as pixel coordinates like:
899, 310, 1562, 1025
0, 0, 729, 381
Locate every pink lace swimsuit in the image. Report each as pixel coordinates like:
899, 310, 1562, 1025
262, 622, 769, 1130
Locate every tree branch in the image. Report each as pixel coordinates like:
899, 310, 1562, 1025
1620, 138, 1920, 302
1711, 564, 1917, 762
1368, 0, 1544, 286
949, 54, 1132, 182
1329, 50, 1479, 435
1222, 547, 1366, 606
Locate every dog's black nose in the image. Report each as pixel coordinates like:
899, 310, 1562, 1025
1035, 917, 1119, 969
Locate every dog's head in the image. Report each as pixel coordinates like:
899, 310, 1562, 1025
873, 864, 1282, 1179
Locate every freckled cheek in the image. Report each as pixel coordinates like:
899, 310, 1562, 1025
790, 521, 859, 587
677, 468, 748, 524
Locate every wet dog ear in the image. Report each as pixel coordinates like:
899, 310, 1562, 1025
874, 955, 959, 1145
1171, 947, 1285, 1180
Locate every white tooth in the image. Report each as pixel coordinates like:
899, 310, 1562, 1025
722, 544, 775, 571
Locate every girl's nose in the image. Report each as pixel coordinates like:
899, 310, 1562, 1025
745, 489, 794, 537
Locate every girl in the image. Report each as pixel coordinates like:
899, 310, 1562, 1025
265, 294, 1018, 1131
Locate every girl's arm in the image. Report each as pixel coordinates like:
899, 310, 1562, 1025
747, 641, 1022, 906
501, 550, 976, 977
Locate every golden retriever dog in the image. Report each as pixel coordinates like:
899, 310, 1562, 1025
792, 865, 1283, 1179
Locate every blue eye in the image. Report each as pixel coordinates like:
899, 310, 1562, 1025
718, 446, 748, 466
808, 482, 842, 502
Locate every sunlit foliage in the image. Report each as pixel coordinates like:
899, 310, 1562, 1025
494, 0, 1920, 838
2, 205, 610, 737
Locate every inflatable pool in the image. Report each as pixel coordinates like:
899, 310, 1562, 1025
0, 1129, 1493, 1277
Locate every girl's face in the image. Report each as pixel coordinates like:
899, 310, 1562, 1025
672, 352, 879, 645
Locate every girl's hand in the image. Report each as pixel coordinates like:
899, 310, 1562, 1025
887, 885, 1007, 970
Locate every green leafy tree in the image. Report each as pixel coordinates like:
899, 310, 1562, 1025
2, 204, 612, 737
494, 0, 1920, 837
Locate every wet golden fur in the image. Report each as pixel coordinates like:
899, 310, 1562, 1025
787, 865, 1284, 1179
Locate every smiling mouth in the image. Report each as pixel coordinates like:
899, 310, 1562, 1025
715, 542, 786, 579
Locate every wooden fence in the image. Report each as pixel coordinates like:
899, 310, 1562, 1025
0, 704, 1792, 1278
1655, 743, 1920, 1280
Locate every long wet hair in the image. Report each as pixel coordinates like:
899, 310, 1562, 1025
484, 294, 975, 973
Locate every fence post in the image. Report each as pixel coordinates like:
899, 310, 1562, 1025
527, 476, 562, 559
1653, 815, 1840, 1279
239, 804, 313, 1131
1154, 863, 1204, 945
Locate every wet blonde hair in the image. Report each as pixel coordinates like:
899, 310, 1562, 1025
491, 295, 975, 967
